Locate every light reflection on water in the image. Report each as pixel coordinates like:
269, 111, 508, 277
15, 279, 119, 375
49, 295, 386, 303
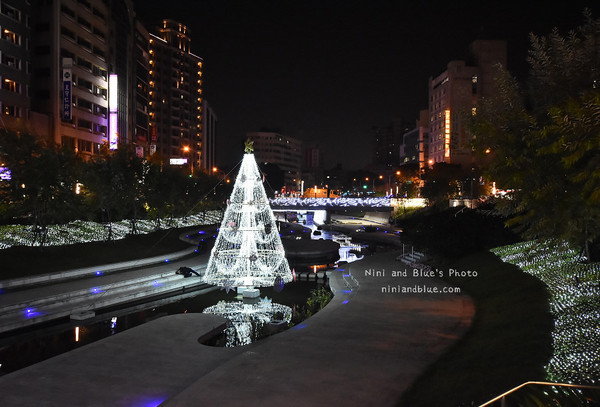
0, 218, 367, 375
0, 279, 324, 375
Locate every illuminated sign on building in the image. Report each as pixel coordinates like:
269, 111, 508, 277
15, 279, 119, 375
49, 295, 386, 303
0, 167, 11, 181
109, 74, 118, 150
170, 158, 188, 165
444, 109, 451, 159
62, 58, 72, 121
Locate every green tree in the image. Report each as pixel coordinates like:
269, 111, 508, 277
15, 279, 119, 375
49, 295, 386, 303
80, 146, 145, 239
471, 10, 600, 260
0, 131, 83, 241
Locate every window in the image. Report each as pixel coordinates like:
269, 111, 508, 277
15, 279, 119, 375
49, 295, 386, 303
60, 5, 75, 19
2, 78, 19, 93
60, 27, 75, 42
76, 56, 92, 71
77, 17, 91, 31
77, 37, 91, 50
1, 53, 19, 69
78, 98, 92, 111
3, 105, 20, 117
1, 3, 21, 21
93, 85, 107, 98
78, 138, 92, 153
93, 104, 107, 117
92, 26, 105, 40
1, 28, 20, 45
93, 123, 106, 135
77, 118, 92, 131
92, 8, 105, 21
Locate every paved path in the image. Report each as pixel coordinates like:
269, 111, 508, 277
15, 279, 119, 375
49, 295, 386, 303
0, 249, 474, 406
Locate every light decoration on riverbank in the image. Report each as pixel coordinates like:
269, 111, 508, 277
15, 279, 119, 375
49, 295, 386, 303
203, 299, 291, 346
492, 240, 600, 384
0, 212, 222, 250
204, 148, 292, 290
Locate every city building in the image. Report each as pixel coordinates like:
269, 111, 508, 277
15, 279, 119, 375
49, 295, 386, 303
29, 0, 113, 155
148, 19, 203, 174
428, 39, 506, 166
246, 131, 302, 192
400, 109, 429, 172
371, 119, 411, 170
0, 0, 33, 134
201, 99, 217, 173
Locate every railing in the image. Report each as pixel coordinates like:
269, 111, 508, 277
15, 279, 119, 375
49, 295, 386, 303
270, 197, 392, 208
479, 381, 600, 406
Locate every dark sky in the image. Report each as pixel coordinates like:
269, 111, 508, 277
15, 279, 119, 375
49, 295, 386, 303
133, 0, 598, 170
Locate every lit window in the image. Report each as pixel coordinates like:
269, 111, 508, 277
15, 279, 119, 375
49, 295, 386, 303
1, 28, 19, 44
2, 78, 18, 92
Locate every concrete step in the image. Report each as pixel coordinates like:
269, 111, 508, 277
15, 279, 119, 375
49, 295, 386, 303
0, 266, 210, 334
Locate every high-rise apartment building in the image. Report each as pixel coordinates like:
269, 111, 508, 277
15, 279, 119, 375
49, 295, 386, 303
148, 19, 203, 173
0, 0, 32, 134
201, 99, 216, 173
400, 110, 429, 172
428, 39, 506, 166
29, 0, 112, 155
371, 119, 411, 170
247, 131, 302, 192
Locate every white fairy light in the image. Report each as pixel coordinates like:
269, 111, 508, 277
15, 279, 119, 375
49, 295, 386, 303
203, 299, 292, 347
493, 240, 600, 384
0, 211, 223, 249
203, 153, 293, 289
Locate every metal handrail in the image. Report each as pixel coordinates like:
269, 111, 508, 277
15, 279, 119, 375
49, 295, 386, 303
479, 381, 600, 406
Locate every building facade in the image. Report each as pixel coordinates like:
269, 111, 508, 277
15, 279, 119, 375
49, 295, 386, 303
201, 98, 216, 173
428, 39, 506, 166
400, 109, 429, 171
0, 0, 32, 134
371, 118, 411, 170
247, 131, 302, 192
148, 20, 203, 173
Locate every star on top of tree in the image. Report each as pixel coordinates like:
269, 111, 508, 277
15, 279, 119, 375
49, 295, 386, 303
244, 138, 254, 154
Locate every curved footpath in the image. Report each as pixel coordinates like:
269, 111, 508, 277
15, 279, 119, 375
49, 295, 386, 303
0, 248, 474, 406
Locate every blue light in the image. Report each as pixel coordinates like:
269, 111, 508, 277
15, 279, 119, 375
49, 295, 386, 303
152, 281, 163, 287
342, 300, 349, 304
24, 308, 42, 318
91, 287, 104, 294
292, 323, 307, 330
128, 396, 167, 407
343, 274, 350, 277
164, 259, 170, 263
198, 230, 205, 234
96, 271, 102, 276
342, 290, 352, 294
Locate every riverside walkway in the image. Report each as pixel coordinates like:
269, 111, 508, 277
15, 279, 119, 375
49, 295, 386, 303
0, 244, 474, 406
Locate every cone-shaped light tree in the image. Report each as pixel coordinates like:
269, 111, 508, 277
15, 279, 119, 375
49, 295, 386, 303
204, 139, 293, 290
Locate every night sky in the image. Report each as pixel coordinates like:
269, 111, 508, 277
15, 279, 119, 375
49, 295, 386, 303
133, 0, 598, 170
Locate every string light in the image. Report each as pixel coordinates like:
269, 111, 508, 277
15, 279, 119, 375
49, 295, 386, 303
203, 153, 292, 289
493, 240, 600, 384
0, 212, 222, 249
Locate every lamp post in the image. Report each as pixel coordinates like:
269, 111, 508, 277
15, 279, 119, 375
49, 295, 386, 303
183, 146, 193, 176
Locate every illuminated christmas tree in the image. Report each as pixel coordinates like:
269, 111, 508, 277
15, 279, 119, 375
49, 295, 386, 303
204, 139, 292, 292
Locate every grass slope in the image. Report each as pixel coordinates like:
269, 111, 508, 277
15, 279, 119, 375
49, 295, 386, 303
0, 226, 203, 280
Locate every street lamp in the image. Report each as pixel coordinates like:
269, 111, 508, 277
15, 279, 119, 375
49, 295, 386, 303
183, 146, 193, 175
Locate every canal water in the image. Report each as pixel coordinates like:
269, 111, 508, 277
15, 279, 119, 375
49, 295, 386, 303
0, 217, 367, 376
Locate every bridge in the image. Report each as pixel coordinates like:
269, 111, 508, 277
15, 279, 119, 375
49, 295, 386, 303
269, 197, 393, 210
269, 197, 427, 225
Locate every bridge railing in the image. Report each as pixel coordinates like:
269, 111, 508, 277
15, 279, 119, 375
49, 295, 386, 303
269, 197, 392, 208
479, 381, 600, 406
